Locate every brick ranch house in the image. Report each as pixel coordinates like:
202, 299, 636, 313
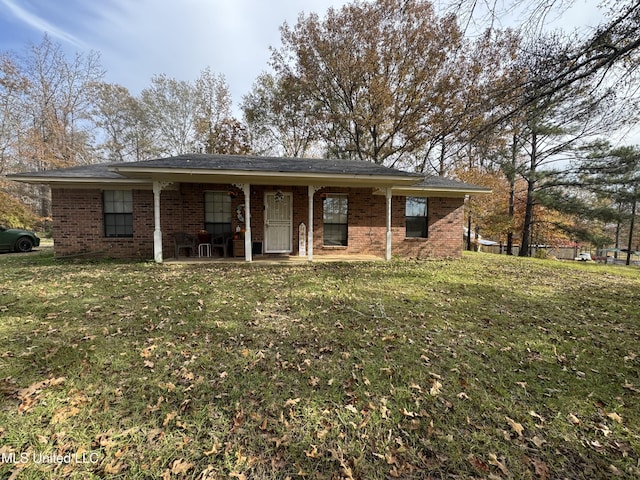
8, 154, 490, 262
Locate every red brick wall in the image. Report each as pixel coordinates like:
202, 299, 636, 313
51, 188, 155, 258
392, 197, 465, 259
51, 185, 465, 259
311, 187, 387, 256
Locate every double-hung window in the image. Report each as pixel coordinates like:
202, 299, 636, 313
104, 190, 133, 237
406, 197, 428, 238
323, 194, 348, 246
204, 191, 232, 237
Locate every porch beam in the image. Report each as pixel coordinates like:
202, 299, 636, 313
308, 185, 320, 261
152, 181, 163, 263
242, 184, 252, 262
385, 187, 392, 261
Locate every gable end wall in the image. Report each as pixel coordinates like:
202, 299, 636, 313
51, 188, 154, 258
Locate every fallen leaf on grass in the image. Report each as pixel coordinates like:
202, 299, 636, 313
506, 416, 524, 437
488, 453, 509, 476
140, 345, 156, 358
589, 440, 604, 452
305, 445, 320, 458
229, 472, 247, 480
17, 377, 66, 414
163, 411, 178, 427
203, 439, 222, 456
345, 404, 358, 414
284, 398, 301, 407
531, 435, 546, 448
429, 380, 442, 396
158, 382, 176, 392
607, 412, 623, 424
567, 413, 581, 425
146, 428, 164, 444
379, 400, 390, 419
0, 377, 16, 395
95, 431, 118, 451
531, 457, 549, 479
529, 410, 545, 424
17, 396, 36, 415
103, 459, 126, 475
51, 406, 80, 424
171, 458, 194, 475
329, 448, 355, 480
230, 410, 245, 433
467, 454, 488, 472
17, 377, 66, 399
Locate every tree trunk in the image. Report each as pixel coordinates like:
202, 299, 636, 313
626, 198, 636, 266
438, 135, 446, 176
506, 134, 517, 255
615, 201, 623, 260
519, 130, 537, 257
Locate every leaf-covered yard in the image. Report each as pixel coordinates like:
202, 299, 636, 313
1, 252, 639, 479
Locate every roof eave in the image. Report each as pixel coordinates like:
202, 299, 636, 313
375, 186, 492, 197
6, 175, 153, 189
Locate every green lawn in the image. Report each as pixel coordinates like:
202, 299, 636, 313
1, 251, 639, 479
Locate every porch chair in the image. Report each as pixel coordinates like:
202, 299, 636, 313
171, 232, 197, 258
211, 233, 230, 258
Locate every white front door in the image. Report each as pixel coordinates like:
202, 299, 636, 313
264, 192, 292, 253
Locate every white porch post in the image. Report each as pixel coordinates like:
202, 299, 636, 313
243, 184, 252, 262
308, 185, 316, 261
385, 187, 392, 261
153, 181, 163, 264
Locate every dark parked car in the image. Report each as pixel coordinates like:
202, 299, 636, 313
0, 225, 40, 253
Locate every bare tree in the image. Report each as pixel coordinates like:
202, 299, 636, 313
91, 82, 159, 162
451, 0, 640, 131
194, 68, 233, 154
140, 74, 198, 156
5, 35, 104, 217
0, 54, 28, 175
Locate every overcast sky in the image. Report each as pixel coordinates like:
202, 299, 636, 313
0, 0, 606, 112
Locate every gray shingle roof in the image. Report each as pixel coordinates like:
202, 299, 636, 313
7, 163, 125, 179
7, 154, 490, 194
116, 153, 423, 178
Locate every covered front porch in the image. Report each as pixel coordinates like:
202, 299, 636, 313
148, 180, 397, 264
